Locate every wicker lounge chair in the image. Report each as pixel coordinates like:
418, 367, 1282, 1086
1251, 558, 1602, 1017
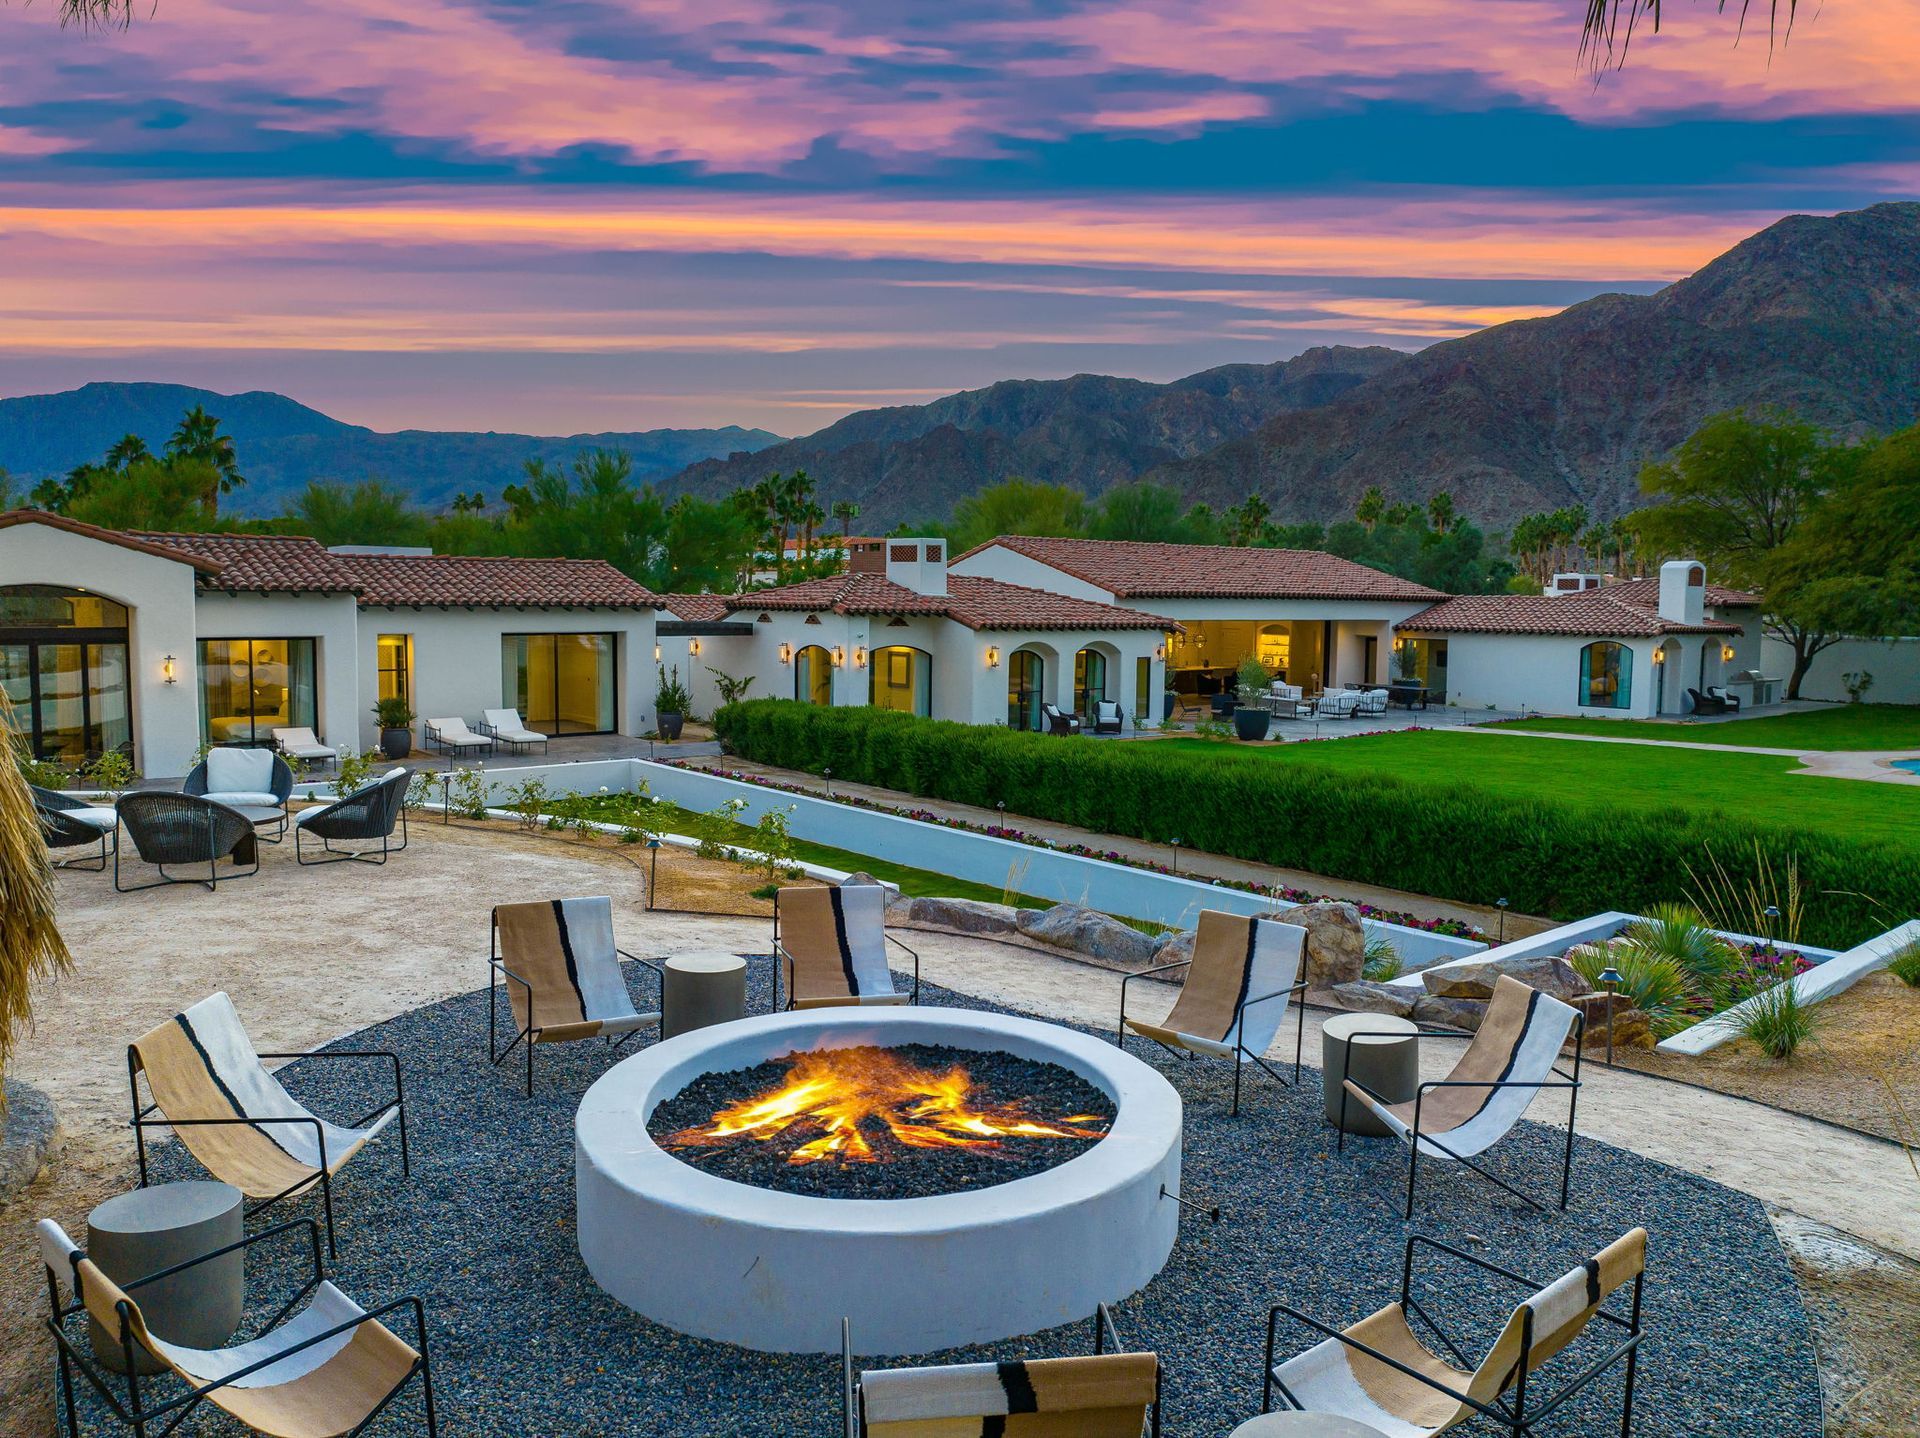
295, 769, 411, 866
477, 708, 549, 754
1262, 1229, 1647, 1437
184, 747, 295, 842
37, 1216, 436, 1438
845, 1305, 1159, 1438
489, 896, 663, 1095
1091, 699, 1125, 734
272, 726, 338, 772
31, 783, 118, 870
1042, 702, 1083, 735
129, 991, 408, 1258
423, 718, 493, 757
1338, 975, 1584, 1218
1686, 686, 1733, 716
1118, 910, 1309, 1114
114, 793, 260, 892
774, 884, 919, 1010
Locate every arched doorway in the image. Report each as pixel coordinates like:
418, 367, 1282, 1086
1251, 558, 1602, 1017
869, 646, 931, 716
794, 644, 833, 705
1006, 649, 1044, 730
0, 584, 133, 763
1074, 646, 1110, 716
1578, 640, 1632, 711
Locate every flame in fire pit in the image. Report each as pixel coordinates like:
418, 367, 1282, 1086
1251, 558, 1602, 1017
659, 1046, 1110, 1165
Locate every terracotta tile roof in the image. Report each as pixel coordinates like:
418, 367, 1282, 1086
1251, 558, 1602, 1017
1600, 575, 1762, 610
660, 594, 735, 622
955, 535, 1444, 602
1398, 593, 1743, 638
328, 552, 659, 608
0, 509, 224, 574
133, 531, 361, 593
740, 572, 1176, 632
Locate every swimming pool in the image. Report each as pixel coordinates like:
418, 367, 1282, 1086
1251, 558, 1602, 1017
1895, 759, 1920, 775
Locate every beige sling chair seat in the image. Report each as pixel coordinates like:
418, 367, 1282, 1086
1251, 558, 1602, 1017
844, 1305, 1161, 1438
129, 992, 408, 1260
1118, 909, 1309, 1114
1262, 1228, 1648, 1438
37, 1216, 436, 1438
1336, 975, 1584, 1219
775, 884, 919, 1010
489, 896, 663, 1095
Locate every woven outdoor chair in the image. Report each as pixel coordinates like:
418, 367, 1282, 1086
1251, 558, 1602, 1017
31, 783, 118, 871
1337, 975, 1585, 1218
1118, 909, 1309, 1114
129, 991, 409, 1259
489, 896, 663, 1095
114, 792, 260, 893
184, 747, 296, 842
774, 884, 918, 1011
1262, 1229, 1647, 1437
38, 1217, 436, 1438
295, 769, 411, 866
845, 1305, 1160, 1438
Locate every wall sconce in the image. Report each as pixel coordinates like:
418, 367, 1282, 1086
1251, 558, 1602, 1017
831, 645, 846, 667
853, 645, 867, 669
688, 638, 702, 657
1721, 644, 1736, 663
1651, 649, 1666, 665
778, 642, 793, 664
1153, 644, 1165, 661
984, 646, 1000, 669
162, 654, 177, 685
653, 643, 662, 662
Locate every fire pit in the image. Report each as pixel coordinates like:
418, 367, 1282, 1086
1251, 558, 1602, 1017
576, 1008, 1182, 1354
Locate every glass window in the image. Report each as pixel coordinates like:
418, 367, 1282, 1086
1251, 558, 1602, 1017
868, 646, 930, 716
1579, 641, 1632, 710
377, 634, 412, 708
1134, 657, 1152, 720
0, 585, 129, 630
795, 645, 833, 705
0, 586, 136, 762
198, 639, 318, 745
1006, 650, 1044, 730
502, 633, 616, 734
1074, 648, 1108, 715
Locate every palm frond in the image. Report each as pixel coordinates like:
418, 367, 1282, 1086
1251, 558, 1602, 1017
1583, 1, 1803, 73
0, 689, 74, 1106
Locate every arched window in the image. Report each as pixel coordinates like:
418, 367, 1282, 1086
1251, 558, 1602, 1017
1006, 650, 1044, 730
869, 646, 931, 716
1578, 641, 1632, 710
794, 645, 833, 705
1073, 647, 1109, 715
1, 585, 133, 762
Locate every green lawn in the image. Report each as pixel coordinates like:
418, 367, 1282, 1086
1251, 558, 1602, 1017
1153, 730, 1920, 852
1492, 704, 1920, 752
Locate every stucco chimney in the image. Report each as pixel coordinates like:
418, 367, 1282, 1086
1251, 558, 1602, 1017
883, 538, 948, 596
1658, 559, 1705, 626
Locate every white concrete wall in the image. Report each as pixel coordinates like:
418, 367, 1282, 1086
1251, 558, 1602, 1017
0, 522, 204, 777
1762, 634, 1920, 706
194, 590, 360, 759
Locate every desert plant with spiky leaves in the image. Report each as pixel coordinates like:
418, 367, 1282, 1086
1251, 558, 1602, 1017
1733, 974, 1821, 1059
0, 689, 74, 1105
1566, 942, 1699, 1038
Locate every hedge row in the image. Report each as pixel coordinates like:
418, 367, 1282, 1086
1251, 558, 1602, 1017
712, 700, 1918, 949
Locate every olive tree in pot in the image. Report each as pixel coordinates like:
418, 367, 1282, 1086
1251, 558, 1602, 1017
656, 664, 692, 741
372, 697, 415, 760
1233, 655, 1273, 740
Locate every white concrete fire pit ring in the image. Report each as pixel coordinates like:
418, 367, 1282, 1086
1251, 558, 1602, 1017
576, 1006, 1184, 1355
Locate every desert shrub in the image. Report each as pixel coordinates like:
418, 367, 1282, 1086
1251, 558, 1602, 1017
712, 700, 1916, 947
1616, 903, 1738, 1005
1886, 938, 1920, 989
1566, 943, 1698, 1037
1362, 934, 1402, 982
1735, 977, 1820, 1060
84, 749, 140, 801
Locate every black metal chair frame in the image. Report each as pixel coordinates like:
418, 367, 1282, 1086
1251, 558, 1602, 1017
129, 1044, 409, 1261
423, 720, 493, 758
844, 1303, 1160, 1438
183, 750, 295, 844
1117, 958, 1308, 1115
295, 773, 412, 867
1335, 1015, 1584, 1220
486, 914, 665, 1096
113, 794, 260, 894
473, 716, 549, 755
41, 1217, 437, 1438
1263, 1233, 1643, 1437
1706, 685, 1742, 713
771, 899, 920, 1013
32, 785, 116, 871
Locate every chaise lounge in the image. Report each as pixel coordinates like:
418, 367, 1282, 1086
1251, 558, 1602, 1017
424, 717, 493, 758
478, 708, 550, 755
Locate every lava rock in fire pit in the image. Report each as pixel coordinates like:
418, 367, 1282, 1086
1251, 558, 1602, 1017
646, 1043, 1114, 1201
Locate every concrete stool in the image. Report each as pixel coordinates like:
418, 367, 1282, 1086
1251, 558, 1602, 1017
663, 951, 748, 1038
88, 1181, 244, 1374
1322, 1013, 1418, 1137
1231, 1415, 1389, 1437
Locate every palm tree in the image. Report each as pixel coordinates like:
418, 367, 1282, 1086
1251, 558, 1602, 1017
1582, 1, 1803, 72
1427, 491, 1458, 534
0, 690, 73, 1100
166, 405, 243, 518
1355, 486, 1386, 534
831, 499, 861, 543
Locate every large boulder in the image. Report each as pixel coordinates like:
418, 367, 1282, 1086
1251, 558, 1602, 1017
907, 896, 1022, 936
1150, 928, 1195, 970
1015, 903, 1160, 970
1289, 902, 1367, 989
1572, 993, 1655, 1052
1422, 953, 1589, 1004
1412, 994, 1489, 1032
1329, 980, 1418, 1019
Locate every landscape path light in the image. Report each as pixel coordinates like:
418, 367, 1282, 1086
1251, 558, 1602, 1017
1496, 896, 1509, 944
646, 838, 662, 911
1598, 965, 1623, 1065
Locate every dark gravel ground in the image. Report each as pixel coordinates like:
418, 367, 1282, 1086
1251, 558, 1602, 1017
115, 964, 1823, 1437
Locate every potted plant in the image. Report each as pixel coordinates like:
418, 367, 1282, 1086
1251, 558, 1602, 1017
656, 664, 692, 741
1233, 656, 1272, 740
372, 697, 415, 760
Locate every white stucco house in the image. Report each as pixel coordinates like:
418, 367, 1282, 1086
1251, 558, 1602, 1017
0, 510, 663, 777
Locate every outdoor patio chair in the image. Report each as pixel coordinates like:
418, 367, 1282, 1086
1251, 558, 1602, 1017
1337, 975, 1584, 1218
184, 747, 295, 841
1092, 699, 1125, 734
423, 717, 493, 757
31, 783, 118, 871
114, 792, 260, 893
1308, 690, 1358, 720
489, 896, 663, 1095
1706, 685, 1741, 713
844, 1304, 1160, 1438
1262, 1228, 1646, 1438
129, 991, 408, 1259
295, 769, 411, 866
477, 707, 550, 754
1685, 687, 1731, 716
1117, 910, 1309, 1114
37, 1216, 436, 1438
1353, 688, 1390, 718
774, 884, 919, 1010
1042, 701, 1083, 734
272, 725, 338, 772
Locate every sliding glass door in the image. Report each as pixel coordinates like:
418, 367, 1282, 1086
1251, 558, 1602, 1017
502, 633, 616, 735
198, 638, 319, 744
0, 585, 133, 763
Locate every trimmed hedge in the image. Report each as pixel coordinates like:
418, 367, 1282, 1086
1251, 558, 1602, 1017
712, 700, 1919, 949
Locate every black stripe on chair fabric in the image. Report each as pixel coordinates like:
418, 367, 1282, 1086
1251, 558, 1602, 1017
550, 899, 589, 1023
174, 1012, 293, 1159
828, 888, 860, 995
997, 1360, 1039, 1413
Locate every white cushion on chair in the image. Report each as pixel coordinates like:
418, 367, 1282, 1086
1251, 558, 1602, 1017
203, 791, 283, 808
67, 806, 120, 831
206, 747, 274, 795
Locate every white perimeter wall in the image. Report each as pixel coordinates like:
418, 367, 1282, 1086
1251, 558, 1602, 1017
1763, 634, 1920, 706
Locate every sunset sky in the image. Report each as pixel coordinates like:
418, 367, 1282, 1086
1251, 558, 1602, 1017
2, 0, 1915, 436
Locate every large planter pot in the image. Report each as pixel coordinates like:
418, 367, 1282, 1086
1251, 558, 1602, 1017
1233, 706, 1271, 742
379, 727, 412, 760
1162, 693, 1176, 721
658, 712, 685, 742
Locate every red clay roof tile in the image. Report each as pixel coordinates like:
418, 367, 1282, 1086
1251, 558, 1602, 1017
956, 535, 1444, 602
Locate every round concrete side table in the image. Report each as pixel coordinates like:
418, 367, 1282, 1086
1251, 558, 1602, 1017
1230, 1414, 1388, 1437
1321, 1012, 1419, 1138
663, 951, 748, 1038
87, 1181, 244, 1374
